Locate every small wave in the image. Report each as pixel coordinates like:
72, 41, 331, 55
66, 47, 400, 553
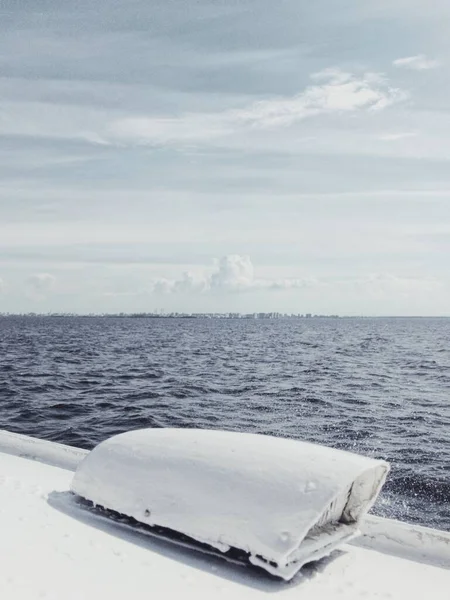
120, 390, 162, 401
1, 315, 450, 531
113, 371, 164, 381
47, 402, 88, 418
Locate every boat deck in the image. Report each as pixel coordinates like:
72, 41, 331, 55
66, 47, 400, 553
1, 448, 449, 600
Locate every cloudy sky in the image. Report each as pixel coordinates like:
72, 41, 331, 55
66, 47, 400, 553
1, 1, 449, 315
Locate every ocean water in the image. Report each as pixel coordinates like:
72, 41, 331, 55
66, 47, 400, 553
1, 316, 449, 531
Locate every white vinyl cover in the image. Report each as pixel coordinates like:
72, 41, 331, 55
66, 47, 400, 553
71, 428, 389, 580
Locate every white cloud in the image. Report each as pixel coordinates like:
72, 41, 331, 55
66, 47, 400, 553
269, 277, 319, 290
152, 255, 318, 295
150, 259, 441, 302
26, 273, 56, 297
376, 131, 418, 141
28, 273, 56, 291
351, 273, 442, 296
232, 69, 407, 127
102, 291, 140, 298
153, 271, 208, 295
0, 277, 4, 293
393, 55, 440, 70
152, 255, 254, 294
108, 69, 407, 145
108, 114, 228, 146
210, 255, 255, 291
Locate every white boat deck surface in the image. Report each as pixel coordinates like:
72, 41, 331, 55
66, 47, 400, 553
1, 449, 449, 600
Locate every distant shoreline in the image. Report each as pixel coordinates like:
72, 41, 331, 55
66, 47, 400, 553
0, 314, 448, 319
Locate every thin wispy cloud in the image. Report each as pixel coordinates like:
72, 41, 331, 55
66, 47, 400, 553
376, 132, 418, 142
1, 1, 450, 315
108, 69, 407, 146
232, 70, 407, 127
352, 273, 443, 297
393, 54, 441, 70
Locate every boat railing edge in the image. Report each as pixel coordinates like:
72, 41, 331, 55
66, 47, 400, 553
0, 429, 88, 471
0, 429, 448, 570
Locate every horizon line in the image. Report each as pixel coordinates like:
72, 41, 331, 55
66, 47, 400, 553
1, 313, 449, 319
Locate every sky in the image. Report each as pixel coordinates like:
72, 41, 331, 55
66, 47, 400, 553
1, 0, 450, 315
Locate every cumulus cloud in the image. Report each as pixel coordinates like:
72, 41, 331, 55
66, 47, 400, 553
108, 69, 407, 145
210, 255, 255, 291
153, 271, 208, 295
152, 255, 316, 294
393, 55, 440, 70
151, 259, 440, 299
152, 255, 254, 294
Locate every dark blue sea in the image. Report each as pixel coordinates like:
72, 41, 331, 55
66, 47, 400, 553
1, 316, 449, 531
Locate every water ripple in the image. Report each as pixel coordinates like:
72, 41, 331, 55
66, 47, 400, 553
1, 316, 449, 531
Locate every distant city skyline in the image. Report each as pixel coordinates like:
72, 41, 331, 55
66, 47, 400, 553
0, 312, 338, 318
1, 2, 450, 315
